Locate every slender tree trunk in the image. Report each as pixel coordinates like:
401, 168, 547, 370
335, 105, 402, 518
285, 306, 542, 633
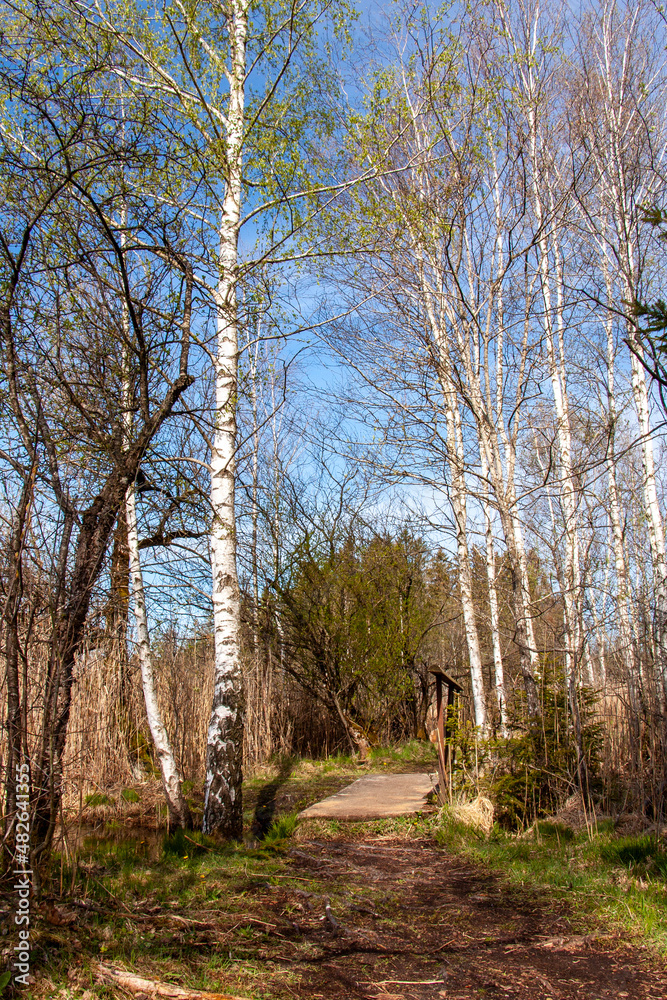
481, 463, 508, 733
126, 485, 192, 828
107, 507, 130, 688
249, 322, 265, 761
416, 254, 487, 731
474, 412, 540, 717
451, 168, 540, 718
444, 380, 487, 732
204, 0, 248, 837
627, 337, 667, 706
600, 252, 643, 726
527, 93, 586, 694
107, 504, 142, 776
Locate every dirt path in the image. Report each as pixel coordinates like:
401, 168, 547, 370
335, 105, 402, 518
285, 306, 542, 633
251, 836, 667, 1000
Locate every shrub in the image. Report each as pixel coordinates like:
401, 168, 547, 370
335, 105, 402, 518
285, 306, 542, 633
447, 677, 603, 830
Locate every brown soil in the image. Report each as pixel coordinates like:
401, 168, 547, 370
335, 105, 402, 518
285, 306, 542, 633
250, 836, 667, 1000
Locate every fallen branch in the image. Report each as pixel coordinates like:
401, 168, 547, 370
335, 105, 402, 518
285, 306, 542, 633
364, 979, 444, 986
71, 899, 108, 915
96, 964, 250, 999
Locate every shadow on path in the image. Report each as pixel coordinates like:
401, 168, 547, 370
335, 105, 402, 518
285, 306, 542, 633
252, 756, 295, 838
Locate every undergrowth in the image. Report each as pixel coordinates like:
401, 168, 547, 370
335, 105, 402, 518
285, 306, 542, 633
448, 683, 604, 828
19, 745, 667, 999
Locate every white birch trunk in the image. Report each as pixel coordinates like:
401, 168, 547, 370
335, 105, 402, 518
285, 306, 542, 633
126, 486, 192, 828
458, 139, 541, 717
611, 202, 667, 706
422, 288, 487, 732
447, 389, 487, 732
590, 1, 667, 705
527, 100, 586, 690
493, 259, 542, 699
204, 0, 248, 837
391, 84, 488, 732
481, 458, 508, 733
461, 322, 540, 717
121, 258, 190, 824
600, 249, 641, 705
627, 339, 667, 704
119, 197, 188, 819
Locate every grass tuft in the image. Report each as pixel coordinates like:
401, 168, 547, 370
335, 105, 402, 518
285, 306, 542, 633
534, 820, 575, 843
261, 811, 299, 848
598, 833, 667, 872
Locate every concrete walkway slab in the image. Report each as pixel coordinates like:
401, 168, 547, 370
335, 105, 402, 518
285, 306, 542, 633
299, 772, 437, 820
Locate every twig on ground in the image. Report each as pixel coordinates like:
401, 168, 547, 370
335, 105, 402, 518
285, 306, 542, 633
183, 834, 218, 852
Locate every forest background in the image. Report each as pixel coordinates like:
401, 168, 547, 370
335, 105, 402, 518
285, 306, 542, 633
2, 0, 667, 866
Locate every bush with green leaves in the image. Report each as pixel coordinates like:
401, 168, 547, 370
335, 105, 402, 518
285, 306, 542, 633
448, 680, 604, 829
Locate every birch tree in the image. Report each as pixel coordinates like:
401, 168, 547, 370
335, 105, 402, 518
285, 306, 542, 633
572, 0, 667, 704
491, 0, 593, 708
126, 481, 194, 827
68, 0, 373, 836
325, 9, 550, 721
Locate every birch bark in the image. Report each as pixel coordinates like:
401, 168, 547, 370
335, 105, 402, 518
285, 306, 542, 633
600, 247, 641, 708
203, 0, 248, 837
481, 453, 508, 732
421, 281, 487, 733
524, 82, 586, 689
386, 78, 488, 732
119, 201, 192, 826
449, 384, 487, 733
443, 171, 541, 717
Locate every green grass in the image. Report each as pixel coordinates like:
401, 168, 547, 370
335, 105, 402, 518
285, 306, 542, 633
436, 811, 667, 951
260, 810, 299, 848
43, 826, 311, 998
37, 749, 667, 999
40, 750, 440, 996
121, 787, 141, 803
368, 739, 438, 767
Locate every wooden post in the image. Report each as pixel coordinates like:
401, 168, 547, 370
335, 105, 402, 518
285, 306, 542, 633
429, 667, 462, 802
435, 673, 445, 795
446, 681, 457, 773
